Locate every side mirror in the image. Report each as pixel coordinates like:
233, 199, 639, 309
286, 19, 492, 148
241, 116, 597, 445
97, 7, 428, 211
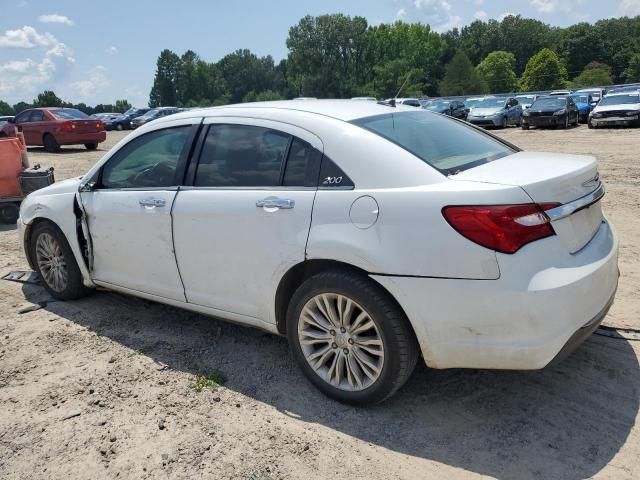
79, 181, 97, 192
8, 117, 16, 124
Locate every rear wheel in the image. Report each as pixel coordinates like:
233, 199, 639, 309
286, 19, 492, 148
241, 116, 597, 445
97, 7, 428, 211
84, 143, 98, 150
287, 270, 419, 405
0, 203, 19, 224
30, 221, 92, 300
43, 134, 60, 153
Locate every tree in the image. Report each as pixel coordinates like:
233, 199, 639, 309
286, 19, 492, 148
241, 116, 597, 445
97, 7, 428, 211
519, 48, 567, 91
149, 49, 181, 107
0, 100, 13, 115
33, 90, 64, 107
243, 90, 284, 102
12, 102, 31, 114
623, 53, 640, 83
476, 51, 518, 93
219, 50, 282, 103
439, 50, 486, 96
286, 14, 370, 98
114, 99, 132, 113
571, 61, 613, 88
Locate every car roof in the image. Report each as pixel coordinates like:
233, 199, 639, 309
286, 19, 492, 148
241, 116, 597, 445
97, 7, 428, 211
606, 91, 639, 97
170, 99, 418, 122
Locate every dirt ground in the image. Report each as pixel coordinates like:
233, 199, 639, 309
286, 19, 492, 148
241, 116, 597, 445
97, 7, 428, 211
1, 125, 639, 480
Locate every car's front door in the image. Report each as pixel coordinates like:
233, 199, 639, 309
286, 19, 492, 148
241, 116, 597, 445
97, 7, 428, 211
14, 110, 35, 145
172, 118, 322, 323
79, 119, 199, 301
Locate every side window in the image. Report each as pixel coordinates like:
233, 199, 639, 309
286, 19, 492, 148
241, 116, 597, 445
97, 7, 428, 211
283, 138, 322, 187
29, 111, 45, 122
15, 111, 31, 123
101, 126, 190, 189
195, 124, 290, 187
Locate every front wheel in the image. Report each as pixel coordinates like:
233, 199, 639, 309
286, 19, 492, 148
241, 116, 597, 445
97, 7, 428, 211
561, 115, 569, 129
521, 123, 529, 130
116, 123, 124, 131
287, 270, 419, 405
501, 116, 507, 129
0, 203, 19, 224
588, 119, 595, 129
30, 221, 93, 300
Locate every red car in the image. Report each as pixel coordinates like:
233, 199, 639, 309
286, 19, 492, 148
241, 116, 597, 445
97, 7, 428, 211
12, 108, 106, 152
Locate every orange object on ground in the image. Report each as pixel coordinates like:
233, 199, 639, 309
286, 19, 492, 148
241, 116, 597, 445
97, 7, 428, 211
0, 137, 24, 198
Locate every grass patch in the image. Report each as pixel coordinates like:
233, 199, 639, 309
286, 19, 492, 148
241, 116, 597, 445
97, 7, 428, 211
129, 348, 145, 357
190, 369, 226, 393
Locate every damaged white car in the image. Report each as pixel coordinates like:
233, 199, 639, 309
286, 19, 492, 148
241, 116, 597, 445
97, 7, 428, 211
18, 101, 618, 405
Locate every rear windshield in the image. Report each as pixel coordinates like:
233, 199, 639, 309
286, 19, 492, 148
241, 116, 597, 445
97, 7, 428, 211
598, 94, 640, 106
51, 109, 89, 120
352, 111, 515, 175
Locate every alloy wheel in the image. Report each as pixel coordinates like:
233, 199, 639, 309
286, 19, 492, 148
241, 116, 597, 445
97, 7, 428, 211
35, 232, 68, 292
297, 293, 385, 392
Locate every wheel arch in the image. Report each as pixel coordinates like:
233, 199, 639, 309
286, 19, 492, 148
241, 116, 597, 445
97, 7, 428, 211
274, 259, 418, 344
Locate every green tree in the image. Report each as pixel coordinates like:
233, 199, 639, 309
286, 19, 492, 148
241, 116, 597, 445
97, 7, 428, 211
519, 48, 568, 91
476, 51, 518, 93
114, 99, 132, 113
219, 49, 282, 103
286, 14, 370, 97
558, 22, 604, 77
439, 50, 486, 96
149, 49, 181, 107
623, 53, 640, 83
571, 61, 613, 88
0, 100, 13, 115
243, 90, 284, 102
12, 102, 31, 114
33, 90, 64, 107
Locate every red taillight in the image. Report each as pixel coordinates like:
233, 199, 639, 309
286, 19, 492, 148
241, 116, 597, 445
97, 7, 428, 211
96, 121, 103, 129
442, 203, 560, 254
60, 121, 75, 132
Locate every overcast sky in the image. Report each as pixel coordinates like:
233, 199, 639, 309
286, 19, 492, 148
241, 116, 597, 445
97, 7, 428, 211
1, 0, 639, 107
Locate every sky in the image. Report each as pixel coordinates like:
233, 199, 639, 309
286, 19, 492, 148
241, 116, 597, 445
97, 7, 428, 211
1, 0, 639, 107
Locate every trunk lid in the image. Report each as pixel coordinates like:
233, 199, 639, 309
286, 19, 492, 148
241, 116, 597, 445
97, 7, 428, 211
69, 119, 103, 133
452, 151, 603, 253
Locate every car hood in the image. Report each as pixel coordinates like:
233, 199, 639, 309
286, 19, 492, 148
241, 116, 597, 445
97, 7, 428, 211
469, 108, 502, 116
425, 107, 448, 113
593, 103, 640, 113
27, 176, 83, 199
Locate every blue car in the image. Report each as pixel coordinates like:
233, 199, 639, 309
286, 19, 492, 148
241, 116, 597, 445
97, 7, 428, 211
570, 94, 593, 123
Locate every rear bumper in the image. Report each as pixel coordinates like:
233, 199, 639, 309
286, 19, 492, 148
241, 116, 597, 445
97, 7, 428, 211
56, 131, 106, 145
372, 219, 619, 370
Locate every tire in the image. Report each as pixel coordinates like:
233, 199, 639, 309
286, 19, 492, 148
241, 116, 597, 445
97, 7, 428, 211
287, 269, 419, 406
43, 134, 60, 153
561, 115, 569, 129
0, 203, 19, 224
30, 221, 93, 300
84, 143, 98, 150
573, 114, 579, 127
521, 124, 529, 130
501, 116, 507, 129
116, 123, 124, 131
588, 119, 595, 129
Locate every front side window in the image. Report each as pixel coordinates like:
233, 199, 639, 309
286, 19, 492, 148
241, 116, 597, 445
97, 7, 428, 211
352, 111, 515, 175
195, 124, 291, 187
101, 126, 190, 188
29, 111, 45, 122
15, 111, 31, 123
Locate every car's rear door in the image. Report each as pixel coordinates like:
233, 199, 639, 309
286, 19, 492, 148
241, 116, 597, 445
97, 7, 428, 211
80, 118, 200, 301
172, 118, 322, 323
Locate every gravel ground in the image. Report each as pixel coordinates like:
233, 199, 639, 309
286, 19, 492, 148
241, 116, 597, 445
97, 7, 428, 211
0, 125, 639, 480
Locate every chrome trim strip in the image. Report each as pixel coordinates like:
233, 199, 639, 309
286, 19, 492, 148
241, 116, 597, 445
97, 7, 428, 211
545, 183, 605, 221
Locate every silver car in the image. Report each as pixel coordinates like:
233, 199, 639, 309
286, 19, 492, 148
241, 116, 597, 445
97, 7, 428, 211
466, 97, 523, 128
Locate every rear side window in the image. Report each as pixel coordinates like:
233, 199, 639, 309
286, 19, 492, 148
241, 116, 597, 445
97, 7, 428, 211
101, 126, 190, 188
283, 138, 322, 187
352, 111, 514, 175
195, 125, 291, 187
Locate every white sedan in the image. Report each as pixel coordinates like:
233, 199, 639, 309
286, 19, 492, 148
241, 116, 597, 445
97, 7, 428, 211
18, 100, 619, 405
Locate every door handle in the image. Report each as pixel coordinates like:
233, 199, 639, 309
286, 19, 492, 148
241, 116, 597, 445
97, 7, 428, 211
139, 197, 166, 208
256, 198, 295, 209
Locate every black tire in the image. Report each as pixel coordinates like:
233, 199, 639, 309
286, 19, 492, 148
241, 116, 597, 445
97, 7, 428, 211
0, 203, 19, 224
588, 119, 595, 129
43, 134, 60, 153
30, 221, 93, 300
287, 269, 419, 406
573, 114, 579, 127
501, 116, 507, 129
116, 123, 124, 131
521, 123, 529, 130
560, 115, 569, 129
84, 143, 98, 150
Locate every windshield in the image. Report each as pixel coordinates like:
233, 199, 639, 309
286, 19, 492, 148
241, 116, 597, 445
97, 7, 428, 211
571, 95, 589, 104
531, 97, 565, 108
51, 109, 90, 120
598, 94, 640, 106
351, 111, 515, 175
475, 98, 506, 108
139, 110, 159, 119
424, 101, 450, 110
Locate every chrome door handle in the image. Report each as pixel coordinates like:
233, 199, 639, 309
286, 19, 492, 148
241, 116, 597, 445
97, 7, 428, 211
256, 198, 295, 209
139, 197, 166, 208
